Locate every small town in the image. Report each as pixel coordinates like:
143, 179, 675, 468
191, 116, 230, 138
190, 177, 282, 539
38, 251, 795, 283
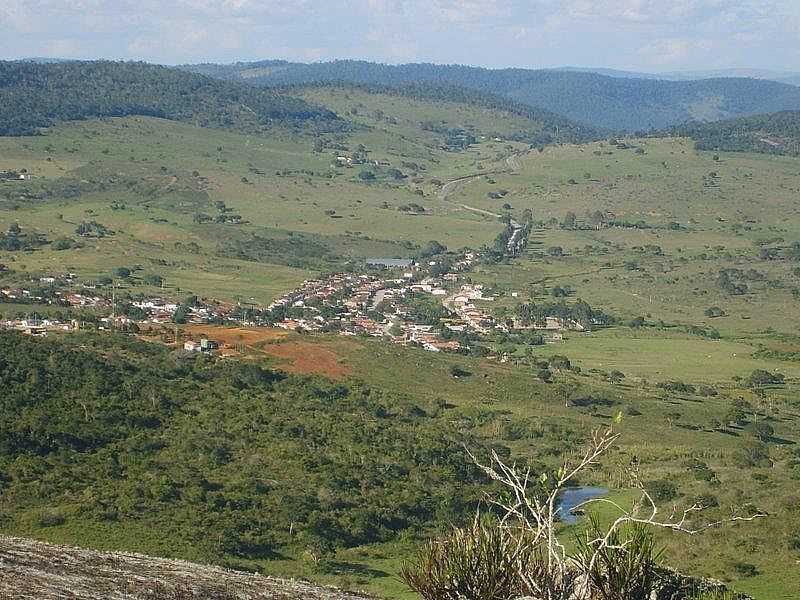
0, 244, 588, 355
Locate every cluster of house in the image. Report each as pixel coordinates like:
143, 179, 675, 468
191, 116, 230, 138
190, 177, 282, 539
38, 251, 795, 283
183, 338, 220, 353
266, 252, 502, 352
1, 317, 78, 336
446, 284, 498, 334
333, 155, 390, 168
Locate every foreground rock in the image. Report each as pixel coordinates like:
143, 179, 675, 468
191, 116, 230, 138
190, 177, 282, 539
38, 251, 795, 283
0, 536, 373, 600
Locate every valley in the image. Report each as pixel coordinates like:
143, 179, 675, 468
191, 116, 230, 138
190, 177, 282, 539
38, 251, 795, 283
1, 61, 800, 600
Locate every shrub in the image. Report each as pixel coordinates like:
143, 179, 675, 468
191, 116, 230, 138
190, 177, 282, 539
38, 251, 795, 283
400, 518, 529, 600
37, 510, 66, 527
449, 365, 471, 378
732, 441, 771, 468
745, 421, 774, 442
731, 561, 758, 577
644, 479, 679, 503
575, 516, 663, 600
746, 369, 784, 387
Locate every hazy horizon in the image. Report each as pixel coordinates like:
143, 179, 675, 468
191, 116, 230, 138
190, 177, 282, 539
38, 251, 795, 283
2, 1, 799, 73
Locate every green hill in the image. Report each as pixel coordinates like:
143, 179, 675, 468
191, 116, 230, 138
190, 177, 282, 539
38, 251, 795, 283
671, 110, 800, 155
0, 61, 339, 136
181, 60, 800, 131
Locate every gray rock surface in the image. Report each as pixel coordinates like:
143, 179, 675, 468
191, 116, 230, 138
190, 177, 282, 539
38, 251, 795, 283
0, 535, 373, 600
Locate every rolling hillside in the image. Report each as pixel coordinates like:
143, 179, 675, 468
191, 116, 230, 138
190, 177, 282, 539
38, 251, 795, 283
0, 61, 339, 136
182, 60, 800, 131
671, 110, 800, 155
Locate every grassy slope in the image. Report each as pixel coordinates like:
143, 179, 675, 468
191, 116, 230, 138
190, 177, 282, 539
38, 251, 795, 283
0, 107, 518, 303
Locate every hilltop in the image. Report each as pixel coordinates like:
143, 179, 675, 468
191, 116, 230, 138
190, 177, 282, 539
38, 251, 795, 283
0, 535, 372, 599
0, 61, 338, 136
181, 59, 800, 131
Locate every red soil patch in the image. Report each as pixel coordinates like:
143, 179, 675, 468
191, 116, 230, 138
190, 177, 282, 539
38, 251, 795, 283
183, 325, 288, 347
262, 341, 351, 379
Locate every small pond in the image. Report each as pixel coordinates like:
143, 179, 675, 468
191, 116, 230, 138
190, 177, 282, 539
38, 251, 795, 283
557, 486, 608, 525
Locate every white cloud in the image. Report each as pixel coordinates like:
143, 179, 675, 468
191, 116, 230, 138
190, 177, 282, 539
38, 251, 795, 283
0, 0, 799, 70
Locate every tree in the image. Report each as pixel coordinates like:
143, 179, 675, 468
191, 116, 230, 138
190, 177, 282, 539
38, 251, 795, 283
173, 306, 189, 324
358, 170, 376, 181
406, 424, 767, 600
725, 398, 752, 426
561, 211, 577, 229
143, 273, 163, 287
112, 267, 132, 279
746, 369, 784, 388
449, 365, 471, 378
420, 240, 447, 257
746, 421, 774, 442
547, 246, 564, 257
628, 316, 646, 328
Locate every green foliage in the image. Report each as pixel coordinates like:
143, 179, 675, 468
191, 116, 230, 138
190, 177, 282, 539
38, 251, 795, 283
0, 332, 488, 561
745, 421, 774, 442
673, 111, 800, 156
575, 516, 664, 600
746, 369, 785, 387
185, 59, 800, 131
644, 479, 679, 503
0, 61, 338, 136
400, 517, 529, 600
0, 225, 47, 251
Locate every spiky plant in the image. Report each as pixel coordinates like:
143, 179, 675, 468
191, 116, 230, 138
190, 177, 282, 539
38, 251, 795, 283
574, 514, 664, 600
399, 516, 531, 600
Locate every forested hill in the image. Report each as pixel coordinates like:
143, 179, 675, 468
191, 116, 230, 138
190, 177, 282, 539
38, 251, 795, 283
671, 111, 800, 156
0, 61, 339, 136
181, 60, 800, 131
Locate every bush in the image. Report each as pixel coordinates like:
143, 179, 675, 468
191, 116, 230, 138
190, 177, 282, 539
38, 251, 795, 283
37, 510, 66, 527
575, 517, 663, 600
746, 369, 784, 387
731, 561, 758, 578
449, 365, 471, 378
400, 518, 529, 600
745, 421, 774, 442
644, 479, 679, 503
732, 441, 771, 468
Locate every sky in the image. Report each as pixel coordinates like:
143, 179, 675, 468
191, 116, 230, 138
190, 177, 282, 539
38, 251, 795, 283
1, 0, 799, 73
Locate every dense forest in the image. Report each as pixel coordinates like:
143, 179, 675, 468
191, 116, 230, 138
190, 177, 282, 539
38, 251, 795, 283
181, 60, 800, 131
671, 111, 800, 156
0, 61, 339, 136
0, 332, 494, 566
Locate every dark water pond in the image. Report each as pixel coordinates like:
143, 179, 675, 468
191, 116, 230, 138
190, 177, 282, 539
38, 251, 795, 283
557, 486, 608, 524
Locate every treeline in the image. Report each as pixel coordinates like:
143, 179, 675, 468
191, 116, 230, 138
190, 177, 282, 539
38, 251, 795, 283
671, 110, 800, 156
0, 332, 490, 564
515, 299, 615, 330
182, 59, 800, 131
0, 61, 340, 136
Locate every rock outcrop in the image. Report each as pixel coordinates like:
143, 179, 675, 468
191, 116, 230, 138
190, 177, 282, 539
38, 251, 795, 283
0, 535, 373, 600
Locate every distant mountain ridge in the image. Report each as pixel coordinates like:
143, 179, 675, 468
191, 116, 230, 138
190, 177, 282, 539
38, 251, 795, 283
553, 66, 800, 86
180, 60, 800, 131
0, 61, 338, 136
